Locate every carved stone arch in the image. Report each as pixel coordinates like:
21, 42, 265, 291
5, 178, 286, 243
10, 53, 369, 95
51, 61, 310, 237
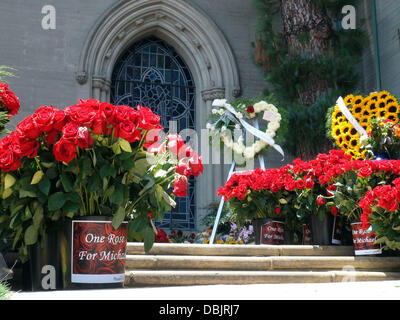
76, 0, 241, 227
76, 0, 241, 101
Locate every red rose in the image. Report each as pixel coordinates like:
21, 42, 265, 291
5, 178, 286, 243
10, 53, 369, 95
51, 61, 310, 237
137, 105, 162, 131
173, 176, 188, 197
76, 126, 93, 149
0, 148, 21, 172
305, 178, 314, 189
118, 120, 141, 143
175, 162, 191, 177
16, 115, 41, 140
99, 102, 115, 123
247, 105, 255, 114
330, 205, 339, 215
12, 136, 39, 159
358, 165, 373, 178
0, 83, 20, 116
62, 122, 79, 141
65, 104, 97, 127
53, 138, 77, 163
189, 154, 203, 177
46, 130, 59, 146
317, 196, 326, 206
113, 105, 135, 126
53, 110, 66, 132
167, 134, 185, 155
32, 105, 57, 132
275, 207, 281, 215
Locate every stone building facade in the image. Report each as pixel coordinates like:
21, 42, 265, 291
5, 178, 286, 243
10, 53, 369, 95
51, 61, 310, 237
0, 0, 397, 231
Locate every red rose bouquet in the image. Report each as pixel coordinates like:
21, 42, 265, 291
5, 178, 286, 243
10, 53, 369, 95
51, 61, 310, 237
0, 99, 202, 261
358, 177, 400, 250
0, 82, 20, 133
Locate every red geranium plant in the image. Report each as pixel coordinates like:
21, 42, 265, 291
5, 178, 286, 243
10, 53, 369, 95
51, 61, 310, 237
0, 99, 202, 261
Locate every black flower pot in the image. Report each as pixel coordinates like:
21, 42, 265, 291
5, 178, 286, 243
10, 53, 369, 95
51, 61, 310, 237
21, 216, 128, 291
310, 214, 336, 245
22, 231, 64, 291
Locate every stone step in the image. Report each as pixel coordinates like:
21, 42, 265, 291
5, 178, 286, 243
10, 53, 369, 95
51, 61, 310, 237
126, 243, 355, 257
124, 270, 400, 286
125, 255, 400, 271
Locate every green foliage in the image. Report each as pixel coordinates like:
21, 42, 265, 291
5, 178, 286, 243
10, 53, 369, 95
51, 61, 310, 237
252, 0, 367, 158
0, 136, 180, 262
0, 281, 10, 300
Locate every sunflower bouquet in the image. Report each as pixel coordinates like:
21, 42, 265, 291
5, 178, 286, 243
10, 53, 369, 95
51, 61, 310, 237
327, 91, 400, 159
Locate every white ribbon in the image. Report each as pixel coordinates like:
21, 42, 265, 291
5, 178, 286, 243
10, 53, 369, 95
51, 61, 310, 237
336, 96, 368, 137
212, 100, 285, 158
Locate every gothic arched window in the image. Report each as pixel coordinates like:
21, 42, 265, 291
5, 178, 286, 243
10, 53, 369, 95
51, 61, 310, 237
111, 37, 196, 230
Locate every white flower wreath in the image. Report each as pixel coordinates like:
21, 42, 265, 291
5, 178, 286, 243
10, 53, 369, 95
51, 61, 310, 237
206, 99, 283, 160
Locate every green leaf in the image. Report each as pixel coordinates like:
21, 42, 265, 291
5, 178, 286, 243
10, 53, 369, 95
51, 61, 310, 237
60, 173, 73, 192
19, 189, 37, 198
12, 227, 23, 249
24, 225, 38, 246
38, 176, 51, 196
88, 174, 101, 193
131, 158, 149, 177
119, 138, 132, 153
100, 165, 115, 179
112, 206, 126, 230
110, 185, 124, 205
162, 190, 176, 208
46, 166, 58, 180
48, 192, 66, 211
4, 174, 16, 189
112, 142, 122, 155
31, 170, 44, 185
128, 216, 148, 233
143, 227, 155, 253
2, 188, 12, 199
32, 207, 44, 228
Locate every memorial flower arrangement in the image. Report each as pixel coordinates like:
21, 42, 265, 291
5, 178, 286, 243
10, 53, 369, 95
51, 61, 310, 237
0, 99, 203, 260
328, 91, 400, 159
358, 178, 400, 250
360, 118, 400, 160
206, 97, 286, 160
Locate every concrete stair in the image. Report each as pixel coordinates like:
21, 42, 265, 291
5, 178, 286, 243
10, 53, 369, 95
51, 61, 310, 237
124, 243, 400, 287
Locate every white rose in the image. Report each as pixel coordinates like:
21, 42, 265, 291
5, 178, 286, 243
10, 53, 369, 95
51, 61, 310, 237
211, 108, 218, 114
359, 135, 369, 146
253, 140, 265, 153
244, 146, 255, 159
253, 101, 268, 113
266, 129, 276, 138
206, 123, 212, 129
221, 125, 227, 132
236, 112, 243, 119
212, 99, 227, 107
268, 121, 280, 131
218, 109, 225, 115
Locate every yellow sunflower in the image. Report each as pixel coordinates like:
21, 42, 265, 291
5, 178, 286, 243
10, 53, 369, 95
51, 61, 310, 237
385, 96, 397, 105
377, 98, 387, 110
352, 95, 364, 106
344, 94, 355, 105
385, 102, 399, 114
340, 122, 352, 135
369, 92, 379, 101
378, 90, 391, 101
366, 100, 378, 114
386, 113, 399, 123
332, 107, 343, 121
332, 124, 342, 139
352, 104, 363, 115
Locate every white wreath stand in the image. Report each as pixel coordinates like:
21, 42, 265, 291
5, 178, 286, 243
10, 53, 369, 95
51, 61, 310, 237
209, 119, 266, 244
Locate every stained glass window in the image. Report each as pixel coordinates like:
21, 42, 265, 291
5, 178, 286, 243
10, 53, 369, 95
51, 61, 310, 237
111, 37, 196, 230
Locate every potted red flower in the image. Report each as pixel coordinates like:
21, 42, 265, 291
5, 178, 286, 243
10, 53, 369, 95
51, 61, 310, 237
0, 99, 202, 290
